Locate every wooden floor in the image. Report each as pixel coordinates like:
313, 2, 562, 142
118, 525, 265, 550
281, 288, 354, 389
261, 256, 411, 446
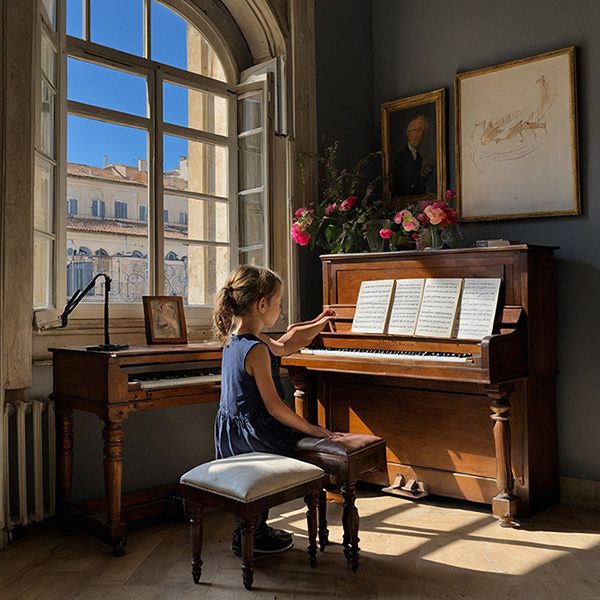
2, 490, 600, 600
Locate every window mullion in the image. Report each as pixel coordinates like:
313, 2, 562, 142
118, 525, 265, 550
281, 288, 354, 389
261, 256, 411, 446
151, 64, 165, 295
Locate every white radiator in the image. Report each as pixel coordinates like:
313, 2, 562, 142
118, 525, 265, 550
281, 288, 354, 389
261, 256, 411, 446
3, 397, 55, 534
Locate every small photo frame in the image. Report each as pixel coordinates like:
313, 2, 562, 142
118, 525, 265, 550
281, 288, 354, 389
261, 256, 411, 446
142, 296, 187, 344
381, 88, 446, 207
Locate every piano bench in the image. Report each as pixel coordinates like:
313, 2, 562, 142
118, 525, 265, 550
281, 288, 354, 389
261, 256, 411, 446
180, 453, 324, 591
294, 433, 387, 571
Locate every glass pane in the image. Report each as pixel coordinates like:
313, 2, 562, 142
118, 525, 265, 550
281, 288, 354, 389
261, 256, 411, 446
239, 191, 264, 248
35, 159, 55, 234
34, 236, 53, 309
67, 0, 83, 38
68, 114, 147, 168
164, 135, 228, 196
68, 58, 148, 117
165, 243, 229, 305
238, 134, 263, 190
151, 1, 227, 82
238, 93, 262, 133
67, 116, 148, 303
41, 80, 55, 158
41, 31, 57, 85
239, 248, 264, 268
164, 195, 229, 244
91, 0, 144, 56
42, 0, 57, 29
163, 81, 228, 136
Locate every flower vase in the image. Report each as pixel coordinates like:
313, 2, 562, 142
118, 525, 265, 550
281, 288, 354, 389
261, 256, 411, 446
364, 219, 387, 252
440, 223, 464, 248
429, 227, 444, 250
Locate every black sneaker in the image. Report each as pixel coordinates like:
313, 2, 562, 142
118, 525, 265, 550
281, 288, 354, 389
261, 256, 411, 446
232, 527, 294, 556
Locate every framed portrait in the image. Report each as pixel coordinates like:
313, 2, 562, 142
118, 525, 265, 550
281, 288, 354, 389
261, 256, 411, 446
381, 88, 446, 207
142, 296, 187, 344
455, 47, 580, 221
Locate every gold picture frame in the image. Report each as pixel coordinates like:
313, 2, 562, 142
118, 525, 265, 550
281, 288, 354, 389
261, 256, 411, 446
455, 47, 580, 221
381, 88, 446, 207
142, 296, 187, 344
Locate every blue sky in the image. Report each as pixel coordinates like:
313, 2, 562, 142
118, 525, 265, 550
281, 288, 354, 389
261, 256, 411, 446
67, 0, 189, 172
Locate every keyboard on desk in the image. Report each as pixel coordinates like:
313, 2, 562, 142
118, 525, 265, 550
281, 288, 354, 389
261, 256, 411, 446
300, 347, 473, 362
125, 361, 221, 391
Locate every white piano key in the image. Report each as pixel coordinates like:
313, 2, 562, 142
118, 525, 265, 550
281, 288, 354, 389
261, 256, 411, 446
299, 347, 472, 363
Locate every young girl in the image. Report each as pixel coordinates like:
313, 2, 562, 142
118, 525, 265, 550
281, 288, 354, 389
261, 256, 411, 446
212, 265, 335, 556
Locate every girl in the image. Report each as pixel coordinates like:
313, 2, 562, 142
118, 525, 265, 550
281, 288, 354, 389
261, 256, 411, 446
212, 265, 335, 556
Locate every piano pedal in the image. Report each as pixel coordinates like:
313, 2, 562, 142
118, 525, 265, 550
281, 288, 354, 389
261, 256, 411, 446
382, 475, 428, 500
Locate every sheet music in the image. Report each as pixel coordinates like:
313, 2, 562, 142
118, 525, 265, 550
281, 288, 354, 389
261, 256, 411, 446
351, 279, 395, 334
455, 278, 501, 340
414, 278, 463, 338
386, 279, 425, 335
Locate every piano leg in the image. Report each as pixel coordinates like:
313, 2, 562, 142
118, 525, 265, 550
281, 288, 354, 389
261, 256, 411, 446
102, 419, 127, 555
341, 481, 360, 571
488, 384, 519, 526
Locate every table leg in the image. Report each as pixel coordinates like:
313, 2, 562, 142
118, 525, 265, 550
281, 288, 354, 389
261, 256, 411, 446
102, 419, 127, 555
341, 481, 360, 571
55, 406, 74, 525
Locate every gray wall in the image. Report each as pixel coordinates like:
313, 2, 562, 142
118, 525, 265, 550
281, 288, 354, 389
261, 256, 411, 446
313, 0, 600, 482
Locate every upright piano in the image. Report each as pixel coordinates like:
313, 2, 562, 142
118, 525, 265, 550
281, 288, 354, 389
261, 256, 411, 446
50, 342, 222, 555
282, 245, 558, 524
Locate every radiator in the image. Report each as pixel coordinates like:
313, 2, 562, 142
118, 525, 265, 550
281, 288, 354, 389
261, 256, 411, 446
3, 397, 55, 534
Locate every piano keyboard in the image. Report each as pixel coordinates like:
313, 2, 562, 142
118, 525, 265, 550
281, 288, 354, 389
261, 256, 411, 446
128, 368, 221, 390
300, 347, 473, 362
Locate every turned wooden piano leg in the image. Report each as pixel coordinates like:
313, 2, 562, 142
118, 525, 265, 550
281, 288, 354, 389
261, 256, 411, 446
288, 367, 311, 421
488, 384, 519, 526
341, 481, 360, 571
55, 405, 74, 528
102, 419, 127, 555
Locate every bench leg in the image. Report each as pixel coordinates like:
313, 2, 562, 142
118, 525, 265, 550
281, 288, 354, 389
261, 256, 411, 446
188, 501, 204, 584
341, 481, 360, 571
241, 517, 255, 590
304, 492, 319, 567
318, 489, 329, 551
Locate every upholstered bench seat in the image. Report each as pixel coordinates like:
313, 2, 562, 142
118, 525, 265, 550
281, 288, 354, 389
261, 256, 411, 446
180, 452, 324, 590
295, 432, 387, 571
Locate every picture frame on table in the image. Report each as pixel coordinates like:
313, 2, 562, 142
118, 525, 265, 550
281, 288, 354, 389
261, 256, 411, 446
381, 88, 446, 207
142, 295, 187, 344
455, 46, 580, 221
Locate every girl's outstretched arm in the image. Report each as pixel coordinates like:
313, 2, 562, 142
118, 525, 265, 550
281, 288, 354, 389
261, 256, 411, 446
259, 309, 336, 357
246, 343, 333, 438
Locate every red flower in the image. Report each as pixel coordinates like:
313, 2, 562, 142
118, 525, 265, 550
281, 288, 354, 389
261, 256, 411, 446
446, 190, 457, 201
340, 195, 357, 211
379, 228, 393, 239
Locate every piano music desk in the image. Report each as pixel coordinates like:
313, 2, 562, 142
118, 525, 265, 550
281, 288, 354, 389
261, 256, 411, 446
50, 342, 223, 555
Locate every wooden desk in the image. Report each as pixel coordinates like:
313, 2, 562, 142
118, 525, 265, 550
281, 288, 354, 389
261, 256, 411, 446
50, 343, 222, 555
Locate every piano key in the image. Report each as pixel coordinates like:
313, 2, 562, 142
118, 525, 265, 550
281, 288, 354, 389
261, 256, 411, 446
299, 347, 473, 362
135, 373, 221, 390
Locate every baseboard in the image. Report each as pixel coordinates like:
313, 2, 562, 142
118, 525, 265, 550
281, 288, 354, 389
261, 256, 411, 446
560, 476, 600, 510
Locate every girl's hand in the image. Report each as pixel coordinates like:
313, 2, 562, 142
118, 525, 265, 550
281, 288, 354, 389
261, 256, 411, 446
307, 424, 334, 439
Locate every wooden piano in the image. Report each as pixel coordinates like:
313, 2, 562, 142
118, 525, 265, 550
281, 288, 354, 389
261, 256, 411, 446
50, 342, 222, 555
282, 245, 558, 524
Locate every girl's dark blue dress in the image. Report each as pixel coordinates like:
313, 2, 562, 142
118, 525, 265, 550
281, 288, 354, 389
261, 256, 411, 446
214, 333, 302, 459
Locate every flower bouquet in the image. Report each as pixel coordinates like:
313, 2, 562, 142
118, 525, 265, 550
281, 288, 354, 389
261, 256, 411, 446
379, 190, 462, 250
291, 143, 385, 254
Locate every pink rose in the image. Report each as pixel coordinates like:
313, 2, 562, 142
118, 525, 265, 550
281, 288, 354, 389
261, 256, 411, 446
295, 206, 307, 218
379, 228, 393, 239
291, 224, 311, 246
340, 195, 357, 211
325, 203, 338, 215
424, 204, 447, 226
446, 190, 457, 200
394, 209, 411, 225
402, 216, 420, 232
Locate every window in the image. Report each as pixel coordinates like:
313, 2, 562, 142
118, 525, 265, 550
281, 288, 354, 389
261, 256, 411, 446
92, 199, 105, 217
139, 205, 147, 221
179, 212, 188, 225
67, 198, 78, 214
115, 201, 128, 219
164, 210, 169, 223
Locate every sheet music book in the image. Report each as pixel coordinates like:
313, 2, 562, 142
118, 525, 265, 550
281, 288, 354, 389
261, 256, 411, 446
414, 278, 463, 338
351, 279, 395, 334
455, 278, 501, 340
386, 279, 426, 336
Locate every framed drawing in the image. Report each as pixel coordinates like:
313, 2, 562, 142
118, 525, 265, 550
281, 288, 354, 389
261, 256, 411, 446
381, 88, 446, 206
142, 296, 187, 344
455, 47, 580, 221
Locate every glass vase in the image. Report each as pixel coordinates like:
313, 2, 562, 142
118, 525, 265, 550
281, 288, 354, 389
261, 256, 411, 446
440, 224, 464, 249
429, 227, 444, 250
364, 219, 387, 252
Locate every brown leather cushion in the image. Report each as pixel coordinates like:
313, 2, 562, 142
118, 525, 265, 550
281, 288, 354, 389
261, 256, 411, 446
296, 432, 384, 456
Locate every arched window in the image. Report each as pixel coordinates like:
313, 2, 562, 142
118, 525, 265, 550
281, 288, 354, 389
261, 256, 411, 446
62, 0, 269, 314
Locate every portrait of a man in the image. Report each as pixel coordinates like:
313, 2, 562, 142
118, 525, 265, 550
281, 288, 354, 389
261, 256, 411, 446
381, 89, 445, 203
